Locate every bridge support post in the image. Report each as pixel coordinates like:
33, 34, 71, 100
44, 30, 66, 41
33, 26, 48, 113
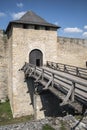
51, 73, 54, 87
33, 82, 38, 120
42, 69, 44, 81
34, 66, 36, 76
33, 81, 45, 120
64, 65, 67, 72
71, 82, 75, 102
82, 105, 87, 114
76, 67, 79, 76
33, 93, 37, 120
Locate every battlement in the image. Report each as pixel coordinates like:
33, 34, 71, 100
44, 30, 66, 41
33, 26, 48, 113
58, 36, 87, 47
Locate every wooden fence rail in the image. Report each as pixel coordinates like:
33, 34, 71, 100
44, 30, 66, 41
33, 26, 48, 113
46, 61, 87, 79
20, 62, 87, 111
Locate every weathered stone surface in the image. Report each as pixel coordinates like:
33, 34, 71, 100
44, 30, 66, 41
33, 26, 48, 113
0, 30, 8, 102
57, 37, 87, 68
0, 24, 87, 118
0, 115, 87, 130
8, 26, 58, 117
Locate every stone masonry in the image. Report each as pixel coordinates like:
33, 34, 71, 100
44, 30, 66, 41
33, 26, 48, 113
57, 37, 87, 68
0, 30, 8, 103
0, 28, 87, 118
8, 24, 58, 118
0, 11, 87, 118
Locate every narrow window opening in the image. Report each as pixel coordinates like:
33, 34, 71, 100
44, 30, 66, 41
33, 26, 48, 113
45, 26, 50, 30
23, 24, 28, 29
35, 25, 39, 30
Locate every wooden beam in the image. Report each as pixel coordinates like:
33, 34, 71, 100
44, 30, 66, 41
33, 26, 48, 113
60, 82, 75, 105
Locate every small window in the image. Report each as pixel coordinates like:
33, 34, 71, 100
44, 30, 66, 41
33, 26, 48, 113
39, 26, 45, 30
35, 25, 39, 30
28, 25, 34, 29
45, 26, 50, 30
50, 27, 57, 31
23, 24, 28, 29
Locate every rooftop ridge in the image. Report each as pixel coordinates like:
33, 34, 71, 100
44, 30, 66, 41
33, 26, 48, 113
6, 10, 60, 32
19, 10, 48, 23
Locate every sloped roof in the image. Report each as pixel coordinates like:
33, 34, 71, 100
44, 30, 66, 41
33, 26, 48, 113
6, 11, 60, 32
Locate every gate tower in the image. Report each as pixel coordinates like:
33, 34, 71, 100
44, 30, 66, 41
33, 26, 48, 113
6, 11, 60, 117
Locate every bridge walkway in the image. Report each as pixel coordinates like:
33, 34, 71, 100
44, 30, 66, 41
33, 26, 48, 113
21, 62, 87, 115
43, 66, 87, 98
42, 66, 87, 109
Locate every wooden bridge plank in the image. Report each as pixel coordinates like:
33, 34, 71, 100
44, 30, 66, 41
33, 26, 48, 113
42, 66, 87, 100
21, 63, 87, 112
43, 66, 87, 85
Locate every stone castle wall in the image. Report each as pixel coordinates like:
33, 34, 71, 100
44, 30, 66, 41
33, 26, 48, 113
0, 26, 87, 118
0, 30, 8, 102
57, 37, 87, 68
7, 27, 14, 113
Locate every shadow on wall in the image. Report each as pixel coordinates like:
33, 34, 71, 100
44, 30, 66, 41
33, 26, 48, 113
25, 77, 75, 117
25, 77, 35, 108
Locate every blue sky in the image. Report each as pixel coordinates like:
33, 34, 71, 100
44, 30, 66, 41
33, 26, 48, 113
0, 0, 87, 39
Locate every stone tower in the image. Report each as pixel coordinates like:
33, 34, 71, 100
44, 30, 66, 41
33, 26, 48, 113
6, 11, 59, 117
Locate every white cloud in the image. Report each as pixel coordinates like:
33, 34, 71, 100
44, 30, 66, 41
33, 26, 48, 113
0, 12, 6, 17
64, 27, 83, 33
11, 11, 26, 20
84, 25, 87, 29
54, 22, 58, 25
82, 32, 87, 37
17, 3, 23, 8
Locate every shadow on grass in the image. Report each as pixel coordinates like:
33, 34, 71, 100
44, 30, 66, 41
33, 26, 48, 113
0, 101, 33, 126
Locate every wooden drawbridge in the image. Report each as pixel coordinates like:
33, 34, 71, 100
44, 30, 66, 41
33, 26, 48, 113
20, 62, 87, 113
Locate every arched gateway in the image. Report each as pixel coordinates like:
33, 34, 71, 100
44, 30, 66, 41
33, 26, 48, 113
29, 49, 43, 66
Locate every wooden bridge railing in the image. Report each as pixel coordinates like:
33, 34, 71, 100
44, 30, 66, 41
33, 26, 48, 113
20, 62, 87, 110
46, 61, 87, 79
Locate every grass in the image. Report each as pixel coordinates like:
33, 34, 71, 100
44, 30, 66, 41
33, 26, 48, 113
0, 101, 33, 126
75, 115, 82, 120
60, 120, 67, 130
42, 124, 55, 130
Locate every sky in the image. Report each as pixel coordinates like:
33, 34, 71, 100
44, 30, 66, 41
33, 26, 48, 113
0, 0, 87, 39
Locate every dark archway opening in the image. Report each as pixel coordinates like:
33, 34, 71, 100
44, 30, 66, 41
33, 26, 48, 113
29, 49, 43, 66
